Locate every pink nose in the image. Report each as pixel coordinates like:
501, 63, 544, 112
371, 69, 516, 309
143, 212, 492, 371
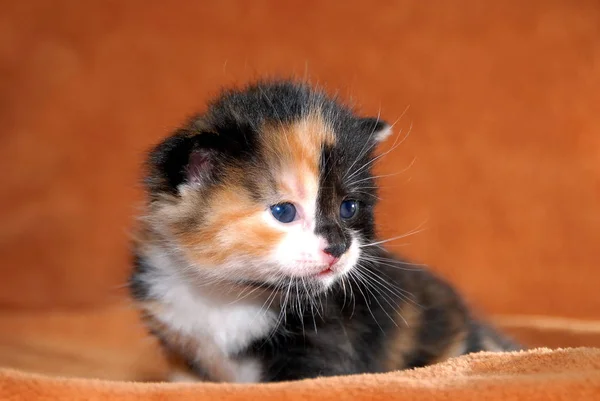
321, 250, 340, 267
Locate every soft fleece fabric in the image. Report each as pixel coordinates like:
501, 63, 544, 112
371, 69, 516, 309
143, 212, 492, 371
2, 348, 600, 401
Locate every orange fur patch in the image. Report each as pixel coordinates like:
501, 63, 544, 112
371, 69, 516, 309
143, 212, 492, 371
175, 183, 282, 265
384, 303, 422, 370
429, 329, 468, 365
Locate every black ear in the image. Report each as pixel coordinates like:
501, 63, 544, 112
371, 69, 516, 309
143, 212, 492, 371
144, 115, 258, 197
358, 117, 392, 143
144, 126, 219, 197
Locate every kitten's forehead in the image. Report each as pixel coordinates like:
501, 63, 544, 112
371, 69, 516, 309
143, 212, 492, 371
260, 112, 335, 171
260, 112, 336, 201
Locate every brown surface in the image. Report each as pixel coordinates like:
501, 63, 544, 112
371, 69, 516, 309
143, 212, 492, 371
1, 0, 600, 385
0, 305, 166, 381
2, 348, 600, 401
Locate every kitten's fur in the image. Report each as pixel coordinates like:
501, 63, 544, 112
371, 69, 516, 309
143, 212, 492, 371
130, 80, 519, 383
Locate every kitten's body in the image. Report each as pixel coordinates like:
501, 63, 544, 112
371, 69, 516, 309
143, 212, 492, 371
130, 80, 519, 383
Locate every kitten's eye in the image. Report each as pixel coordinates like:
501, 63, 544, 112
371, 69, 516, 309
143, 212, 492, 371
340, 200, 358, 220
270, 202, 297, 223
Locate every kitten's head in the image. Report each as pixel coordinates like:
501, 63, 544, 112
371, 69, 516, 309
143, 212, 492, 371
143, 81, 391, 293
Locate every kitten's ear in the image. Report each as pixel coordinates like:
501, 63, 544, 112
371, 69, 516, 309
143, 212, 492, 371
144, 126, 218, 196
359, 117, 392, 143
186, 148, 215, 186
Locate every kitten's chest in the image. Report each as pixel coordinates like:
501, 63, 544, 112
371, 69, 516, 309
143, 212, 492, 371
169, 297, 275, 352
154, 285, 277, 382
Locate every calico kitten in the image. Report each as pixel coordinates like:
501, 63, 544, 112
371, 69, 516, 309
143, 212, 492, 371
129, 80, 519, 383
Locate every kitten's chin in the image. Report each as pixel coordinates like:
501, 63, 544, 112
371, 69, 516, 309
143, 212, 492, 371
312, 270, 338, 287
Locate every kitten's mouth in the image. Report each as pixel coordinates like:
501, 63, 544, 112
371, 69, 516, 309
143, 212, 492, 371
317, 267, 334, 277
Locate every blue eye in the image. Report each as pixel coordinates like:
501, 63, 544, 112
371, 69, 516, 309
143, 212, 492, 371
270, 202, 297, 223
340, 200, 358, 220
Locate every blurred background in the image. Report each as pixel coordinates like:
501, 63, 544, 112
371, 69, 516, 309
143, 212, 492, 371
1, 0, 599, 381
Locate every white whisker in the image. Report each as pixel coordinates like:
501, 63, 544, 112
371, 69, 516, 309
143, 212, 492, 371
352, 268, 400, 327
359, 227, 426, 249
348, 270, 384, 333
343, 109, 382, 179
346, 120, 413, 182
347, 156, 417, 187
360, 255, 426, 271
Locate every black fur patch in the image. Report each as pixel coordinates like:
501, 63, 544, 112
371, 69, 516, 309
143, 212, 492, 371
129, 253, 152, 301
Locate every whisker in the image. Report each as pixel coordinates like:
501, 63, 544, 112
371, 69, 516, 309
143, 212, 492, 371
340, 275, 348, 310
252, 276, 285, 328
295, 280, 305, 336
360, 255, 426, 271
344, 273, 357, 319
356, 264, 417, 300
348, 270, 384, 333
353, 268, 401, 327
347, 156, 416, 187
356, 263, 422, 310
353, 190, 381, 200
228, 283, 269, 305
343, 109, 382, 179
359, 228, 426, 249
346, 119, 413, 182
301, 277, 318, 333
281, 278, 293, 325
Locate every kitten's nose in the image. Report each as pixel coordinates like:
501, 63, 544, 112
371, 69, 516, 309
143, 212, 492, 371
322, 243, 348, 264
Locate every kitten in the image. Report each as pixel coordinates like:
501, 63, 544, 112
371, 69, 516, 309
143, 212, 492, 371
129, 80, 520, 383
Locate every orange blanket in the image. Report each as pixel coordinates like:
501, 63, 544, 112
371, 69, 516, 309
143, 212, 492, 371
2, 348, 599, 401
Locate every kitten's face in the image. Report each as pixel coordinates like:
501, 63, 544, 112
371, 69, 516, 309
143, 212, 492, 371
146, 82, 390, 293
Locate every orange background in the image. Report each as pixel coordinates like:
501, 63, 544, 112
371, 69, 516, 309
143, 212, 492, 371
0, 0, 599, 380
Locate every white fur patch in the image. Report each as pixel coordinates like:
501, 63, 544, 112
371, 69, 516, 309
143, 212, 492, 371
141, 247, 275, 383
233, 358, 264, 383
